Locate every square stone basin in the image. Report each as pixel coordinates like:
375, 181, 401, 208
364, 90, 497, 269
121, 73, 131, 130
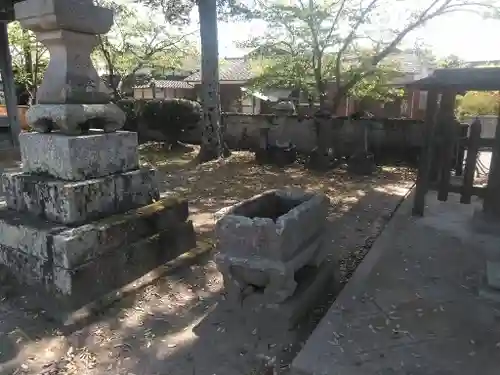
215, 189, 329, 262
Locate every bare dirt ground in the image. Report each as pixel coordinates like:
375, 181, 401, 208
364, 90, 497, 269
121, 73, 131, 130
0, 145, 415, 375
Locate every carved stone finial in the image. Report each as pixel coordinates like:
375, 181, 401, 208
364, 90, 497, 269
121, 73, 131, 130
14, 0, 125, 134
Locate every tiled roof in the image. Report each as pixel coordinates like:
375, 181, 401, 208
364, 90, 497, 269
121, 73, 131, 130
184, 58, 256, 83
134, 80, 194, 89
407, 67, 500, 91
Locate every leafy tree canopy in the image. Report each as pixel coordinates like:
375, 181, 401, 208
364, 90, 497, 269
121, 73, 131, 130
93, 0, 198, 97
236, 0, 499, 109
457, 91, 500, 117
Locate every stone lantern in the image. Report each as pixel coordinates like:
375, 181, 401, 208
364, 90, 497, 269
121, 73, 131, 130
0, 0, 195, 324
15, 0, 125, 134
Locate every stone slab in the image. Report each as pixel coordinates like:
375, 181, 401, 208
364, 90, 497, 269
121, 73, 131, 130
0, 197, 189, 269
14, 0, 114, 35
0, 209, 65, 259
52, 221, 196, 298
2, 168, 159, 225
0, 222, 195, 319
241, 261, 338, 334
20, 131, 139, 180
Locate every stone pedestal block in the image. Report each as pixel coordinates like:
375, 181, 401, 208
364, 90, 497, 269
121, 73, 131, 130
20, 131, 139, 180
2, 168, 158, 225
0, 197, 195, 317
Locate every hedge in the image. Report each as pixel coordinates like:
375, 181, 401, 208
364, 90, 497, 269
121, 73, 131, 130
116, 98, 202, 145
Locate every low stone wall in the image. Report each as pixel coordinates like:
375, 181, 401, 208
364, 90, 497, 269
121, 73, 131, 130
182, 113, 426, 156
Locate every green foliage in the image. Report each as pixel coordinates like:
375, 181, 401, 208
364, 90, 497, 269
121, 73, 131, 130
438, 55, 465, 68
134, 0, 250, 23
7, 22, 49, 102
456, 91, 500, 118
93, 0, 198, 97
116, 98, 202, 144
238, 0, 498, 109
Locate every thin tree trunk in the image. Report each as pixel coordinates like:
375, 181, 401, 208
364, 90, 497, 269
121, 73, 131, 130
197, 0, 227, 162
22, 29, 34, 99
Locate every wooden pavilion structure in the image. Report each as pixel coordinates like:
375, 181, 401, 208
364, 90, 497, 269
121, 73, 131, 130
0, 0, 22, 148
408, 67, 500, 219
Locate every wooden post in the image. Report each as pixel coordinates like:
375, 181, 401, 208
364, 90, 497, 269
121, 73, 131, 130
454, 124, 468, 176
0, 22, 20, 148
413, 89, 439, 216
437, 90, 457, 202
461, 118, 481, 204
483, 107, 500, 217
429, 93, 443, 183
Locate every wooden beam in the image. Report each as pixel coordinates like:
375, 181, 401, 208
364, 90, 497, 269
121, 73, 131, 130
461, 119, 481, 204
483, 107, 500, 218
413, 89, 439, 216
437, 90, 457, 202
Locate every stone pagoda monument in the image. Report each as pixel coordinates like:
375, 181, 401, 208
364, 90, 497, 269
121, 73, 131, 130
0, 0, 195, 323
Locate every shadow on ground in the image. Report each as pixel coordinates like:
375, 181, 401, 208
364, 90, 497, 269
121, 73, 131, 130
0, 149, 414, 375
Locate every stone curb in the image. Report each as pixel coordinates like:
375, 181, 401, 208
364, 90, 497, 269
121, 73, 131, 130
291, 183, 415, 375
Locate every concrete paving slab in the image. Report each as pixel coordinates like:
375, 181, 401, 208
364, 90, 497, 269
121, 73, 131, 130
292, 191, 500, 375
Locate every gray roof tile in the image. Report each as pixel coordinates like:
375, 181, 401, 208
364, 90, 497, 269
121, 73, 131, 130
134, 80, 194, 89
184, 58, 255, 83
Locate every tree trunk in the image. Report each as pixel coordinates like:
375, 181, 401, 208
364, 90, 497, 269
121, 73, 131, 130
196, 0, 228, 162
22, 29, 34, 101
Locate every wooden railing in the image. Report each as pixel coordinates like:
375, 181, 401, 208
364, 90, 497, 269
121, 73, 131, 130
413, 116, 500, 216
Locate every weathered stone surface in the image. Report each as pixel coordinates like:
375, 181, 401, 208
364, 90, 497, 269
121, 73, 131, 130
216, 233, 326, 304
0, 221, 195, 301
0, 244, 49, 287
52, 221, 195, 297
14, 0, 113, 35
20, 131, 139, 180
215, 189, 330, 305
0, 209, 65, 259
26, 103, 126, 135
0, 196, 190, 270
51, 197, 189, 268
215, 189, 329, 262
15, 0, 114, 107
241, 262, 337, 333
115, 169, 159, 212
2, 168, 159, 225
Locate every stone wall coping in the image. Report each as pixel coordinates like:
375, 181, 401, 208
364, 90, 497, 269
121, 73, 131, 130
222, 112, 425, 124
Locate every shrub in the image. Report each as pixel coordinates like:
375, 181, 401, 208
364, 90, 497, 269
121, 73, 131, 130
116, 98, 201, 145
116, 98, 142, 132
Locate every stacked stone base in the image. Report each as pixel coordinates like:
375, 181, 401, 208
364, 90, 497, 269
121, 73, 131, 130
0, 131, 195, 322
